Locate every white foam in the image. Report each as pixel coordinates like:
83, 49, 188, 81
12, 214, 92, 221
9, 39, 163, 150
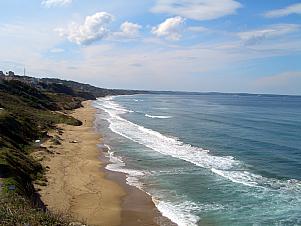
107, 116, 237, 171
154, 198, 225, 226
102, 143, 203, 225
95, 97, 301, 191
95, 96, 133, 114
104, 150, 145, 189
95, 98, 241, 177
95, 97, 301, 225
211, 168, 261, 187
211, 168, 301, 192
145, 114, 173, 119
155, 200, 200, 226
103, 144, 111, 151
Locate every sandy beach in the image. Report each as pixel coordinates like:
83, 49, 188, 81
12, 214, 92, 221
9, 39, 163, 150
36, 101, 173, 226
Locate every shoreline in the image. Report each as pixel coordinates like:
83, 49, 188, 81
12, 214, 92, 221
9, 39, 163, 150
37, 100, 174, 226
98, 148, 176, 226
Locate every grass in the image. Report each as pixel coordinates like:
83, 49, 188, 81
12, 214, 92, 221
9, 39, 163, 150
0, 80, 90, 225
0, 192, 81, 226
0, 75, 144, 225
0, 80, 83, 196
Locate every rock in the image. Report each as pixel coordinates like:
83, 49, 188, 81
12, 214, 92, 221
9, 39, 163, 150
69, 222, 86, 226
52, 137, 61, 145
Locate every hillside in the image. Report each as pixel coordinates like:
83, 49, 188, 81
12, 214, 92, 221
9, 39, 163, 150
10, 74, 150, 98
0, 75, 146, 225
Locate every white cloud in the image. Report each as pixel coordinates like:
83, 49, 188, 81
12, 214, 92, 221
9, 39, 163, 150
151, 0, 241, 21
0, 22, 61, 58
264, 3, 301, 18
114, 21, 142, 39
152, 16, 185, 40
120, 22, 142, 37
42, 0, 72, 8
57, 12, 114, 45
187, 26, 207, 33
238, 24, 300, 45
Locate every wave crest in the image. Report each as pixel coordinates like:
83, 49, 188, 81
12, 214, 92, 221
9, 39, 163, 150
145, 114, 173, 119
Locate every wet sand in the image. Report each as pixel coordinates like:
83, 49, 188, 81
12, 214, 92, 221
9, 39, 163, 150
37, 101, 174, 226
99, 151, 176, 226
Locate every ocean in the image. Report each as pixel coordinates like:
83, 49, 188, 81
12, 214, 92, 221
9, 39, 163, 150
93, 93, 301, 226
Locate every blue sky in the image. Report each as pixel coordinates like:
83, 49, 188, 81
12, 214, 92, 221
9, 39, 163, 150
0, 0, 301, 94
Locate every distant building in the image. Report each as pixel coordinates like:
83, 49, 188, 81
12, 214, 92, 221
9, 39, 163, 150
0, 71, 4, 84
8, 71, 15, 76
0, 71, 4, 79
3, 71, 16, 81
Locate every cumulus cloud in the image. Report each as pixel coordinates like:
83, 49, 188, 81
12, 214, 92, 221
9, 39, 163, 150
238, 24, 300, 45
114, 21, 142, 39
151, 0, 241, 21
264, 3, 301, 18
57, 12, 114, 45
42, 0, 72, 8
152, 16, 185, 40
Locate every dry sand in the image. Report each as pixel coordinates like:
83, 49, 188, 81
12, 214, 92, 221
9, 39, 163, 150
37, 101, 174, 226
38, 101, 124, 225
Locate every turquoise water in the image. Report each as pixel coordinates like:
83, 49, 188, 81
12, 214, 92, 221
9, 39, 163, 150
94, 94, 301, 226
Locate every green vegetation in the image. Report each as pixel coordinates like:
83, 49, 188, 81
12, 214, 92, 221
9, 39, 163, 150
38, 77, 150, 97
0, 74, 147, 225
0, 79, 92, 225
0, 192, 77, 226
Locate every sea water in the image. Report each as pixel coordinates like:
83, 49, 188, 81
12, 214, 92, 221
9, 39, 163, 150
93, 94, 301, 226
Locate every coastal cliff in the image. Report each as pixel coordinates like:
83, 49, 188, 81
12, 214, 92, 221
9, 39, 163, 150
0, 74, 148, 225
